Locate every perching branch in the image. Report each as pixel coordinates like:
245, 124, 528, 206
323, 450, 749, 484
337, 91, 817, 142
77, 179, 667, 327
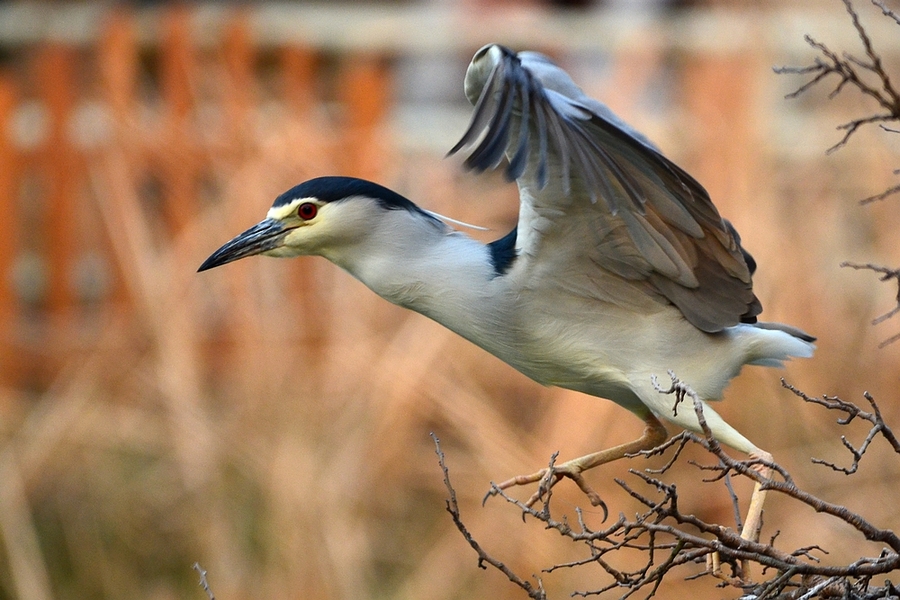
437, 376, 900, 599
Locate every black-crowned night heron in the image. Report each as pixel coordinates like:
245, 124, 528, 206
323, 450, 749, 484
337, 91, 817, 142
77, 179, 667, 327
199, 45, 814, 536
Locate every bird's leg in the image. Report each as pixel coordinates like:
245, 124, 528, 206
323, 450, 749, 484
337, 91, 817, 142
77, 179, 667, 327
706, 448, 773, 583
741, 450, 772, 541
486, 414, 668, 509
739, 449, 772, 579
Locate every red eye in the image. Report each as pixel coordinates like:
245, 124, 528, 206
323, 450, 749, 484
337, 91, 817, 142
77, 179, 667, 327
297, 202, 318, 220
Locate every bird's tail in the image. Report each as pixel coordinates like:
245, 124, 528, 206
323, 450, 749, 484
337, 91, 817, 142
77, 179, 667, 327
744, 322, 816, 367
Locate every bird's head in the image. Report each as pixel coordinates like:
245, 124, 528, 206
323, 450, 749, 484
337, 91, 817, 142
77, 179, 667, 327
198, 176, 431, 272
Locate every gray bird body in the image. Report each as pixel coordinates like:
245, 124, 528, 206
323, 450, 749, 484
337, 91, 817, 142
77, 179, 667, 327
200, 44, 814, 460
306, 193, 809, 456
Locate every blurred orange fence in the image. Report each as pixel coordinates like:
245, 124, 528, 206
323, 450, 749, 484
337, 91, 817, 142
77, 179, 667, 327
1, 2, 898, 393
0, 6, 400, 388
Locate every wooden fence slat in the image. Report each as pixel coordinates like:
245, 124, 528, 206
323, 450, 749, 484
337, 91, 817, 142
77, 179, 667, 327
99, 9, 137, 122
37, 43, 80, 323
337, 54, 391, 179
160, 5, 197, 236
222, 12, 254, 141
679, 52, 764, 221
98, 8, 138, 309
0, 71, 22, 384
280, 45, 317, 116
0, 72, 18, 323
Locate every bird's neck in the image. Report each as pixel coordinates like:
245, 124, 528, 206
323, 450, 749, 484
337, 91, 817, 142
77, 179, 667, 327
323, 211, 503, 334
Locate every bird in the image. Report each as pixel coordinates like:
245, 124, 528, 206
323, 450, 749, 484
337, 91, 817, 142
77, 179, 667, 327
199, 44, 814, 534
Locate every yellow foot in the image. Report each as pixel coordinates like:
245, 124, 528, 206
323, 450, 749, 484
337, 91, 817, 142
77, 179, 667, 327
484, 457, 609, 518
705, 552, 743, 587
483, 416, 668, 518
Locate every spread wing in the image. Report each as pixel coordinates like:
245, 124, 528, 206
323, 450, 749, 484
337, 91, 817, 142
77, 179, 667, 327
448, 45, 761, 333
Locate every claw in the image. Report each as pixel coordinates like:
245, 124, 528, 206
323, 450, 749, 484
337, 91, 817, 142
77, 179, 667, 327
483, 462, 609, 521
482, 484, 499, 506
481, 416, 666, 521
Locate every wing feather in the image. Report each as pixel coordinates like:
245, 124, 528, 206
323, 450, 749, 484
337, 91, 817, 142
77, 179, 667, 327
449, 45, 761, 332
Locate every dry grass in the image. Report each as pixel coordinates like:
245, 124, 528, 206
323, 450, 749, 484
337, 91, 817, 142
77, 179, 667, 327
0, 3, 898, 600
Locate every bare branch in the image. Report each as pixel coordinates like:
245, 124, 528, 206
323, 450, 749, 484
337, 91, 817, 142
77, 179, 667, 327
775, 0, 900, 197
859, 181, 900, 204
437, 376, 900, 599
192, 563, 216, 600
432, 433, 547, 600
873, 0, 900, 28
840, 262, 900, 346
782, 380, 900, 457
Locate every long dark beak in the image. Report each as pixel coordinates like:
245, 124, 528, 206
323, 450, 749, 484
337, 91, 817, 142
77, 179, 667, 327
198, 218, 288, 272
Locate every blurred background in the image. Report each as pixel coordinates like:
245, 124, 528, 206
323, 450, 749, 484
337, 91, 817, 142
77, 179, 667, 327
0, 0, 897, 598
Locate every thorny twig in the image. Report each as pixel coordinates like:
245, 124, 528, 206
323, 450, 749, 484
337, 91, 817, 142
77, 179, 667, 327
192, 563, 216, 600
774, 0, 900, 160
437, 376, 900, 599
841, 262, 900, 347
782, 380, 900, 471
776, 1, 900, 346
432, 433, 547, 600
